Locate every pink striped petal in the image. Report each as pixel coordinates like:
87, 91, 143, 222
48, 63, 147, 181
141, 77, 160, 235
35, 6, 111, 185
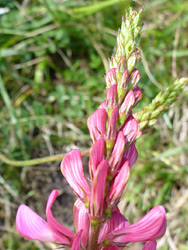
102, 246, 120, 250
71, 230, 82, 250
89, 137, 105, 180
119, 90, 135, 120
87, 109, 107, 143
106, 84, 118, 109
106, 161, 130, 209
46, 190, 75, 239
122, 142, 138, 168
16, 205, 55, 242
142, 241, 157, 250
109, 131, 125, 173
105, 68, 117, 88
98, 211, 129, 243
73, 199, 90, 248
61, 149, 90, 202
106, 107, 118, 141
121, 115, 138, 147
89, 160, 108, 220
108, 206, 166, 246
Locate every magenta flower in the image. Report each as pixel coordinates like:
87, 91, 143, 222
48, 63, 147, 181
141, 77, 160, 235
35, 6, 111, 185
16, 190, 75, 246
106, 206, 166, 247
60, 149, 90, 203
122, 142, 138, 168
133, 86, 142, 107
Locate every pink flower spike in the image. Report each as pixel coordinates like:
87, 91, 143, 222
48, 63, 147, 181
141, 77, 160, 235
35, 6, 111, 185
121, 115, 138, 148
106, 160, 130, 209
106, 84, 118, 110
73, 199, 90, 248
98, 211, 129, 243
105, 68, 117, 88
142, 241, 157, 250
71, 230, 83, 250
109, 131, 125, 173
46, 190, 75, 239
61, 149, 90, 202
87, 109, 107, 143
133, 86, 142, 107
16, 205, 70, 245
108, 206, 166, 246
89, 160, 108, 220
122, 142, 138, 168
89, 137, 105, 180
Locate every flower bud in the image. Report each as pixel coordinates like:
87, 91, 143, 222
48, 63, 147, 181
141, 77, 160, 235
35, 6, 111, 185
127, 49, 141, 73
117, 56, 126, 72
121, 115, 138, 148
105, 68, 117, 88
106, 84, 118, 111
131, 69, 141, 88
89, 160, 108, 222
133, 86, 142, 106
119, 90, 135, 125
106, 160, 130, 210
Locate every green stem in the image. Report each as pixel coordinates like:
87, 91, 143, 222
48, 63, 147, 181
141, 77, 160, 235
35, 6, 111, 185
0, 149, 90, 167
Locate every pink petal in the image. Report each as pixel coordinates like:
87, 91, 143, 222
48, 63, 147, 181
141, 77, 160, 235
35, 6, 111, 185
87, 109, 107, 143
133, 86, 142, 107
108, 206, 166, 246
89, 160, 108, 219
122, 142, 138, 168
46, 190, 75, 239
109, 131, 125, 174
142, 241, 157, 250
106, 107, 118, 141
16, 205, 57, 243
61, 149, 90, 202
119, 90, 135, 118
121, 115, 138, 147
71, 230, 82, 250
89, 137, 105, 180
98, 211, 129, 243
106, 161, 130, 209
73, 199, 90, 248
106, 84, 118, 109
98, 100, 106, 109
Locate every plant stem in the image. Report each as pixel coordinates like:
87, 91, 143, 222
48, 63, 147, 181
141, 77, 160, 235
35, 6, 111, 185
0, 149, 90, 167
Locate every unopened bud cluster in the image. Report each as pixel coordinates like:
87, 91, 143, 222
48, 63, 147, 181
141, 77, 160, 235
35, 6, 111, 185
16, 8, 166, 250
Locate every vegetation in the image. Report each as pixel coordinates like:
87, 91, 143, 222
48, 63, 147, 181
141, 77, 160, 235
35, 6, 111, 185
0, 0, 188, 249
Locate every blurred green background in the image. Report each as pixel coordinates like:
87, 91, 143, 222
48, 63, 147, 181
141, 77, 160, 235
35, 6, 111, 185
0, 0, 188, 249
